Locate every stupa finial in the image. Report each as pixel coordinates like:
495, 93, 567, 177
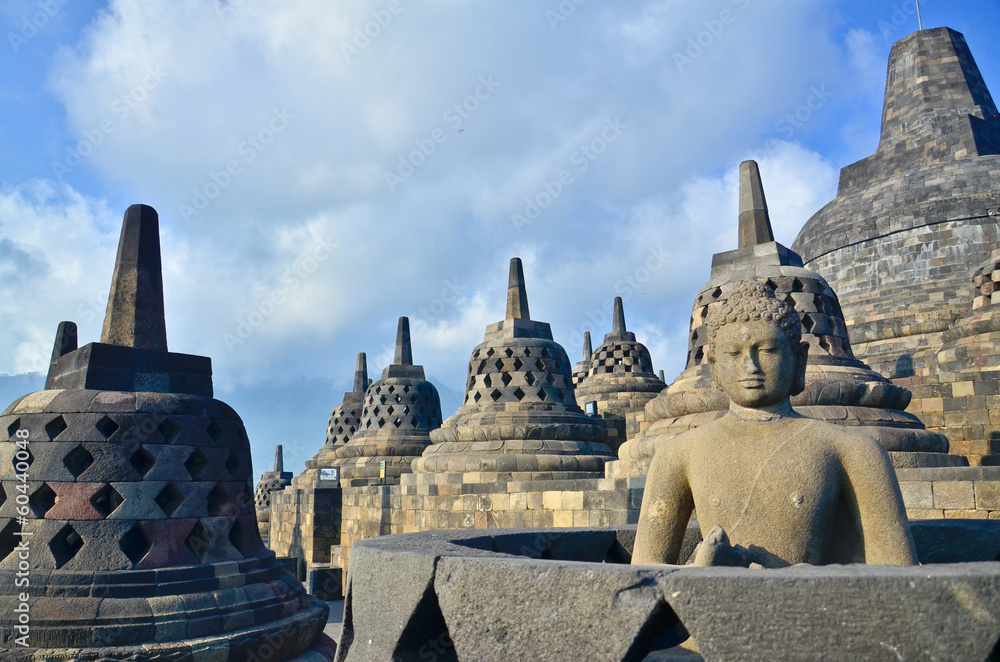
506, 258, 530, 320
353, 352, 370, 393
100, 204, 168, 351
737, 160, 774, 249
583, 331, 592, 363
612, 297, 627, 335
274, 444, 284, 473
394, 317, 413, 366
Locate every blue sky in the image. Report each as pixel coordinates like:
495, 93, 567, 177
1, 0, 998, 481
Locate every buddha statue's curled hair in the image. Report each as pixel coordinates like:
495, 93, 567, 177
707, 279, 801, 345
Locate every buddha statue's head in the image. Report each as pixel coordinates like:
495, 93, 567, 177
706, 279, 808, 408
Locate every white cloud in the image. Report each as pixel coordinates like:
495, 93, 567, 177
0, 0, 876, 475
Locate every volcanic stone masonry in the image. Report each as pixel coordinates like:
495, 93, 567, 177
793, 27, 1000, 379
254, 444, 292, 541
571, 331, 592, 388
574, 297, 666, 452
618, 160, 958, 478
0, 204, 328, 661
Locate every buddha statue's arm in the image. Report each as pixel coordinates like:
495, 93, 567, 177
632, 441, 694, 565
839, 436, 919, 566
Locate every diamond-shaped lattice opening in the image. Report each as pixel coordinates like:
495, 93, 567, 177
242, 482, 254, 509
206, 420, 223, 443
494, 359, 504, 371
473, 392, 482, 403
485, 348, 495, 358
557, 389, 567, 401
90, 484, 124, 518
158, 418, 182, 444
155, 483, 185, 516
11, 448, 33, 472
45, 416, 67, 441
500, 373, 512, 386
801, 314, 814, 333
130, 447, 156, 477
402, 385, 410, 393
711, 286, 723, 299
376, 417, 386, 427
395, 394, 402, 403
185, 522, 211, 562
512, 387, 525, 400
691, 330, 699, 343
207, 483, 227, 517
765, 278, 778, 292
0, 483, 5, 509
63, 445, 94, 478
29, 483, 57, 518
792, 277, 804, 292
386, 405, 395, 416
524, 372, 536, 386
0, 519, 18, 562
523, 347, 531, 356
490, 389, 502, 402
50, 523, 83, 569
95, 415, 119, 439
184, 449, 210, 479
693, 347, 705, 363
504, 347, 514, 358
229, 519, 246, 555
535, 359, 545, 370
403, 406, 410, 415
512, 358, 523, 371
225, 450, 241, 477
410, 418, 419, 428
119, 523, 151, 565
483, 374, 492, 388
379, 394, 387, 405
537, 388, 547, 401
393, 418, 402, 428
6, 418, 21, 440
541, 348, 550, 358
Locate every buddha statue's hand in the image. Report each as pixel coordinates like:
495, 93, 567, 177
690, 525, 760, 568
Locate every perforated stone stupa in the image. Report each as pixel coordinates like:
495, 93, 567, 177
0, 204, 327, 660
571, 331, 592, 388
411, 258, 614, 480
331, 318, 442, 485
793, 27, 1000, 379
294, 352, 369, 489
574, 297, 665, 451
618, 161, 957, 477
254, 444, 292, 540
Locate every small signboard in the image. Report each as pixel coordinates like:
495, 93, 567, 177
584, 401, 597, 416
319, 467, 340, 482
379, 460, 387, 479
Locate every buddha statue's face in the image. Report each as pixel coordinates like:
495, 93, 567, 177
709, 319, 806, 408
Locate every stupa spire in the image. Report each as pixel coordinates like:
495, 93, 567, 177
506, 258, 530, 320
582, 332, 592, 363
353, 352, 370, 393
394, 317, 413, 366
101, 204, 168, 351
274, 444, 284, 473
737, 160, 774, 249
612, 297, 627, 335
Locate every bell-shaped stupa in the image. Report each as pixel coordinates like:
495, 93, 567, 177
574, 297, 666, 449
0, 205, 327, 659
254, 444, 292, 540
618, 162, 958, 477
412, 258, 614, 479
293, 352, 369, 489
571, 332, 592, 387
793, 28, 1000, 379
331, 318, 442, 485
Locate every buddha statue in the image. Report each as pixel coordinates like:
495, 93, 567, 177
632, 279, 917, 568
